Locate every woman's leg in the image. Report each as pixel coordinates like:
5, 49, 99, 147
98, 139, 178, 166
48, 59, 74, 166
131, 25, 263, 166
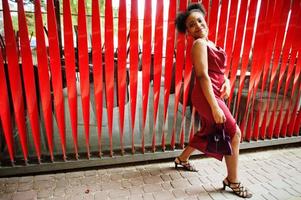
224, 125, 241, 182
178, 145, 195, 161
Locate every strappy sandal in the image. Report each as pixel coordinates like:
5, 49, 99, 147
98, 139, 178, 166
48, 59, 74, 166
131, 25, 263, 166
222, 178, 252, 198
174, 157, 198, 172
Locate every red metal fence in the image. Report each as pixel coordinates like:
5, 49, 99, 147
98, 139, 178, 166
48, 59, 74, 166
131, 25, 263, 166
0, 0, 300, 167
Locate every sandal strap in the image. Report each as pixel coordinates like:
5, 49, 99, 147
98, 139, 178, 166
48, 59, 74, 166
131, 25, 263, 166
175, 157, 198, 172
225, 178, 252, 198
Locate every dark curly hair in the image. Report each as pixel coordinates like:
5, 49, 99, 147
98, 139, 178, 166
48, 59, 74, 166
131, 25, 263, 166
175, 3, 207, 33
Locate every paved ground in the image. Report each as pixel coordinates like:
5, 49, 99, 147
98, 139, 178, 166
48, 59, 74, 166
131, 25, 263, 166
1, 146, 301, 200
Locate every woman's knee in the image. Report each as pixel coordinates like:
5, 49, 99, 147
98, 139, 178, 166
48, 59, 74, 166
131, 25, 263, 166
232, 126, 241, 144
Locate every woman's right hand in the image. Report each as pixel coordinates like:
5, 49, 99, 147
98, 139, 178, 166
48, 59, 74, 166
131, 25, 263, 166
212, 106, 226, 124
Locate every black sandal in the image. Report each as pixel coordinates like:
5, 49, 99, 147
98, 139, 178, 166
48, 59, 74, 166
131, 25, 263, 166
222, 178, 252, 198
174, 157, 198, 172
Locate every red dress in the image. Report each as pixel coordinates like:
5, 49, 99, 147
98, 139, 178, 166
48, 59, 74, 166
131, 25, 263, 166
189, 45, 237, 161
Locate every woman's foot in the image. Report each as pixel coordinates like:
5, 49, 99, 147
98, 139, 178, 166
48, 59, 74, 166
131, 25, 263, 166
174, 157, 198, 172
222, 178, 252, 198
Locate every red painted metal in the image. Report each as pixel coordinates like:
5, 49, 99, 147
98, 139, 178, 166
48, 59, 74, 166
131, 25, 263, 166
235, 0, 258, 123
0, 48, 14, 163
208, 0, 219, 43
162, 0, 176, 151
152, 0, 164, 152
216, 0, 229, 49
266, 1, 290, 138
227, 0, 248, 107
2, 0, 28, 163
63, 0, 78, 159
242, 0, 268, 141
34, 0, 54, 161
17, 0, 41, 162
105, 0, 115, 156
259, 0, 284, 138
129, 0, 139, 154
117, 0, 127, 154
180, 36, 193, 148
78, 0, 90, 158
141, 0, 152, 153
253, 0, 276, 140
171, 0, 187, 150
276, 1, 300, 137
47, 0, 67, 160
224, 0, 239, 76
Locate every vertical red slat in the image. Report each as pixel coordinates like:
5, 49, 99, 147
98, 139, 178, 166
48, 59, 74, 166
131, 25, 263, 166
227, 0, 248, 106
129, 0, 138, 153
105, 0, 115, 156
78, 0, 90, 158
0, 48, 15, 163
152, 0, 164, 152
17, 0, 41, 161
180, 36, 193, 148
117, 0, 127, 154
171, 0, 187, 149
63, 0, 78, 159
216, 0, 229, 49
287, 8, 301, 136
162, 0, 176, 151
235, 0, 258, 124
208, 0, 219, 42
293, 106, 301, 135
224, 0, 238, 76
141, 0, 152, 153
34, 0, 54, 161
259, 0, 284, 138
241, 0, 268, 141
253, 0, 276, 140
2, 0, 28, 163
266, 2, 290, 138
47, 0, 67, 160
92, 0, 103, 157
273, 5, 298, 137
202, 0, 210, 21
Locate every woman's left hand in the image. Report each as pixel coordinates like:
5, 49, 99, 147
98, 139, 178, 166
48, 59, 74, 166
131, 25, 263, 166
220, 78, 230, 100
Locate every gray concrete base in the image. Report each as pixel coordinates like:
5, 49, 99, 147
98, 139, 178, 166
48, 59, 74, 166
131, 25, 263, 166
1, 136, 300, 177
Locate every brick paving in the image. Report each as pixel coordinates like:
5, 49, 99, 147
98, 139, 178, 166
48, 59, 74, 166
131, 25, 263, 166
1, 146, 301, 200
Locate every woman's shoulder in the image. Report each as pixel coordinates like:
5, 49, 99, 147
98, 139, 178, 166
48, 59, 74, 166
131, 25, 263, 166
193, 38, 208, 47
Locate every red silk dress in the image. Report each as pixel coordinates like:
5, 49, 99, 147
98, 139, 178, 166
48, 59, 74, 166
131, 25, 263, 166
189, 45, 237, 161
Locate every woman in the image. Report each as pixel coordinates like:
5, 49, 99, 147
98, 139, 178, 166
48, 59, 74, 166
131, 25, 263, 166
174, 3, 252, 198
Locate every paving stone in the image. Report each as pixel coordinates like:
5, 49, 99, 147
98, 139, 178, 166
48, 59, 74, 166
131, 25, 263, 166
142, 193, 154, 200
185, 185, 206, 196
12, 190, 37, 200
196, 192, 213, 200
270, 188, 293, 200
37, 189, 53, 199
161, 182, 173, 190
172, 189, 189, 199
143, 176, 163, 184
19, 176, 33, 183
17, 182, 33, 192
101, 181, 122, 191
5, 183, 18, 193
142, 184, 163, 193
108, 189, 130, 199
160, 174, 172, 182
153, 190, 175, 200
94, 191, 109, 200
130, 186, 144, 195
170, 179, 191, 189
121, 171, 141, 179
0, 193, 13, 200
128, 195, 143, 200
85, 170, 98, 177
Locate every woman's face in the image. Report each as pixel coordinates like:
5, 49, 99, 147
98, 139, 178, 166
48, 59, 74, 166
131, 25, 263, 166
185, 11, 208, 39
